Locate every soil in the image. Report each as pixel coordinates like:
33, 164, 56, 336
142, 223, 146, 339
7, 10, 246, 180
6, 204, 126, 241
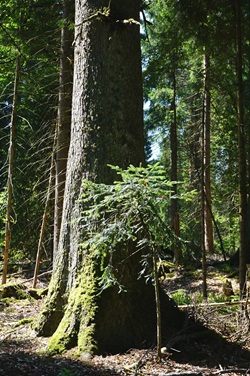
0, 263, 250, 376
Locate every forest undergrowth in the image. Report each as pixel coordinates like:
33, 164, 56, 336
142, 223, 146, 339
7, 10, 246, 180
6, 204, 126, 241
0, 260, 250, 376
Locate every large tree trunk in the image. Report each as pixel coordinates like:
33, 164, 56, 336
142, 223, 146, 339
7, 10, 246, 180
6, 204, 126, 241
53, 0, 74, 262
35, 0, 184, 355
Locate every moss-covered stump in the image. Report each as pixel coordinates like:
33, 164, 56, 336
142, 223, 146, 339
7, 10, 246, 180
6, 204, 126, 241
0, 283, 33, 300
0, 283, 44, 301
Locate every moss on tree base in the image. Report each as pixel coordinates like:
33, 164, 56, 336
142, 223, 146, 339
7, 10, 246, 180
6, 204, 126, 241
39, 249, 184, 355
46, 253, 97, 355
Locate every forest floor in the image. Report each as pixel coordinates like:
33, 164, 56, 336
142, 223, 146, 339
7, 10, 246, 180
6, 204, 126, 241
0, 260, 250, 376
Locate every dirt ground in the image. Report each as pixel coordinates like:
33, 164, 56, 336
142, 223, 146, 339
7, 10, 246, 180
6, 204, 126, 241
0, 264, 250, 376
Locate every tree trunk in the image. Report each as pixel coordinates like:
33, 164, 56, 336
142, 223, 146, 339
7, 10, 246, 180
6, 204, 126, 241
201, 89, 207, 300
33, 130, 57, 288
2, 56, 20, 285
170, 70, 182, 264
203, 53, 214, 255
187, 94, 202, 253
53, 0, 74, 262
35, 0, 184, 354
235, 0, 248, 297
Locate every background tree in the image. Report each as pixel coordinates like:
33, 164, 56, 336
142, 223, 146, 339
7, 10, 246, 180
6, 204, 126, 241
143, 0, 244, 264
235, 0, 248, 296
143, 0, 185, 263
53, 0, 74, 262
2, 55, 20, 284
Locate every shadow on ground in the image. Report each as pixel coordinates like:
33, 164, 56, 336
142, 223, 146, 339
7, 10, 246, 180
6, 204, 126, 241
167, 321, 250, 369
0, 341, 115, 376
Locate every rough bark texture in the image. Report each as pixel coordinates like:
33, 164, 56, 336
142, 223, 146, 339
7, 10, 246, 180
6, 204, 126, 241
54, 0, 74, 261
34, 0, 184, 354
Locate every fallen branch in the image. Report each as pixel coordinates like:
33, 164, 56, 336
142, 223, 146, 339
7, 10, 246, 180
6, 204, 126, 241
179, 300, 250, 309
213, 368, 249, 375
23, 270, 52, 284
160, 372, 202, 376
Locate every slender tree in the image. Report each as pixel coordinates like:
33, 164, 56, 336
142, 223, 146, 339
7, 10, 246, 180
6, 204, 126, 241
203, 53, 214, 255
2, 56, 20, 284
53, 0, 74, 262
169, 69, 181, 263
235, 0, 248, 296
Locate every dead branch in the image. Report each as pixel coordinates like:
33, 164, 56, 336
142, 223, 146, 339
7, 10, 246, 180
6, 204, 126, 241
23, 270, 52, 284
213, 368, 249, 375
160, 372, 202, 376
179, 300, 250, 309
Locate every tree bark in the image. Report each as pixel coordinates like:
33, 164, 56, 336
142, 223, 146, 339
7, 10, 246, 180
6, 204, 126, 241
53, 0, 74, 262
2, 56, 20, 285
35, 0, 185, 354
187, 94, 202, 253
235, 0, 248, 297
170, 70, 182, 264
203, 53, 214, 255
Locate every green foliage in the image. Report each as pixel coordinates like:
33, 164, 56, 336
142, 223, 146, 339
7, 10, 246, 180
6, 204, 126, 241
81, 163, 196, 291
0, 0, 61, 264
169, 289, 191, 306
142, 0, 247, 259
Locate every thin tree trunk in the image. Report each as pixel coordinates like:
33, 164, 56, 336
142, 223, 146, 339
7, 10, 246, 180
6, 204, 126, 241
187, 95, 203, 252
203, 53, 214, 255
33, 131, 57, 288
201, 55, 208, 299
170, 70, 181, 263
235, 0, 248, 297
153, 247, 162, 359
204, 191, 227, 261
53, 0, 74, 263
201, 180, 207, 299
2, 56, 20, 285
246, 0, 250, 264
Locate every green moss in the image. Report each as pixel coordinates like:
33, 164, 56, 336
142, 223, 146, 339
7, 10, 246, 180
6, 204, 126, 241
0, 297, 11, 305
0, 283, 30, 300
47, 250, 97, 355
33, 266, 67, 336
14, 318, 33, 327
